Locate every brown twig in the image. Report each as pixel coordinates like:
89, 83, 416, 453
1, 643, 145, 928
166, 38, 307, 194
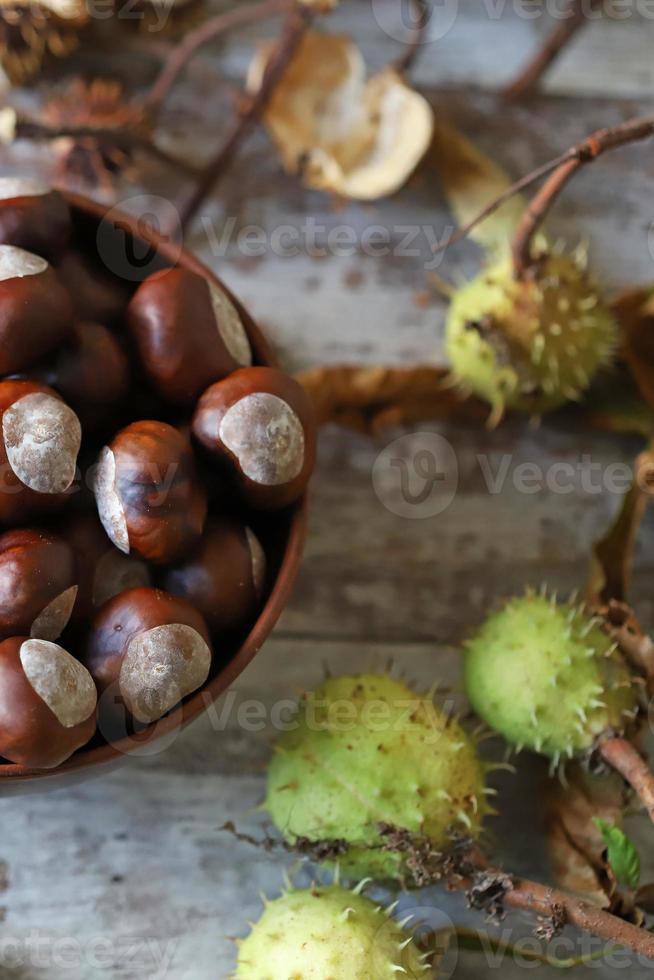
599, 738, 654, 826
395, 0, 431, 75
143, 0, 292, 119
432, 115, 654, 263
503, 0, 603, 103
179, 2, 312, 232
11, 116, 200, 178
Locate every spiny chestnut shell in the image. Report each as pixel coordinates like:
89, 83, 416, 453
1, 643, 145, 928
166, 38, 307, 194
192, 366, 316, 510
162, 519, 266, 635
0, 246, 73, 374
236, 884, 431, 979
445, 251, 617, 418
83, 586, 213, 725
266, 673, 487, 879
128, 267, 253, 406
93, 420, 208, 563
0, 380, 81, 524
0, 179, 71, 260
0, 636, 96, 769
0, 529, 78, 641
464, 592, 639, 762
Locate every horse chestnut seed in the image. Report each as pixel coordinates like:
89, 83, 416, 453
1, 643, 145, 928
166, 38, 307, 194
127, 267, 253, 406
63, 513, 151, 622
162, 519, 266, 635
192, 367, 316, 509
92, 420, 207, 563
0, 380, 82, 523
0, 178, 71, 260
30, 320, 131, 424
0, 529, 78, 641
0, 245, 73, 374
0, 636, 97, 769
83, 587, 212, 724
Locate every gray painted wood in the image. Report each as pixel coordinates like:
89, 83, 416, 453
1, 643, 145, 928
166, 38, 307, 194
1, 1, 654, 976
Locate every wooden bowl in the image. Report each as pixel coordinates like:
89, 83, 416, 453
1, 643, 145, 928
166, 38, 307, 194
0, 192, 309, 793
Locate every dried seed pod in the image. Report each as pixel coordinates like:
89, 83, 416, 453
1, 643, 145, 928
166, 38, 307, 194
0, 636, 97, 769
162, 519, 266, 635
92, 421, 207, 563
0, 245, 73, 375
0, 380, 82, 524
192, 367, 316, 509
0, 178, 71, 260
128, 268, 252, 406
83, 587, 212, 724
0, 529, 78, 642
62, 513, 151, 622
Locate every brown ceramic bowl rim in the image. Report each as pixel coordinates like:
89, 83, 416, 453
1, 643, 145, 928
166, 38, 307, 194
0, 191, 308, 784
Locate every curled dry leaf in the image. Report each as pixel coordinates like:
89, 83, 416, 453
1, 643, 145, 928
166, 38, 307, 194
427, 117, 526, 253
612, 286, 654, 411
295, 364, 488, 433
588, 447, 654, 605
545, 763, 628, 909
248, 31, 433, 200
0, 0, 88, 84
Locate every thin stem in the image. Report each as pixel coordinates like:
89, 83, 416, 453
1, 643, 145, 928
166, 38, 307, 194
512, 115, 654, 277
503, 0, 602, 103
395, 0, 430, 75
143, 0, 292, 119
599, 737, 654, 825
458, 854, 654, 960
432, 114, 654, 262
179, 2, 312, 233
13, 117, 200, 178
451, 926, 619, 968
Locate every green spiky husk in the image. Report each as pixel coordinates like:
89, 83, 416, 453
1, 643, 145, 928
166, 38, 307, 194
235, 884, 433, 979
445, 250, 617, 419
265, 674, 487, 879
464, 592, 639, 763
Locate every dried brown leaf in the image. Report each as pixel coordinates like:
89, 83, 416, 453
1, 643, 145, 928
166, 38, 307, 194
295, 364, 488, 433
427, 118, 526, 253
612, 286, 654, 411
588, 448, 654, 604
545, 764, 628, 908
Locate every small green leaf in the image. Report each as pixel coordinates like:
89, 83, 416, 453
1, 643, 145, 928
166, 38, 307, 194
593, 818, 641, 890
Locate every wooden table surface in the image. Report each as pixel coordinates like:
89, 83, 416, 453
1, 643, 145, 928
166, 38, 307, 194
2, 2, 654, 976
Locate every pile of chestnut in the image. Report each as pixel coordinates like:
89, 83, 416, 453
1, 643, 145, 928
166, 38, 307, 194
0, 178, 315, 770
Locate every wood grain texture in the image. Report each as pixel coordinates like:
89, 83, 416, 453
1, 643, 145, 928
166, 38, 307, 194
2, 0, 654, 976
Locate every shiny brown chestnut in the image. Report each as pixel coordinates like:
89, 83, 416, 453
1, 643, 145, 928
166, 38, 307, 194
0, 178, 71, 260
0, 636, 97, 768
57, 250, 129, 326
30, 321, 131, 426
0, 245, 73, 375
92, 420, 207, 563
127, 267, 253, 406
162, 519, 266, 635
83, 587, 212, 724
0, 529, 78, 641
0, 380, 82, 524
63, 513, 151, 622
192, 367, 316, 509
